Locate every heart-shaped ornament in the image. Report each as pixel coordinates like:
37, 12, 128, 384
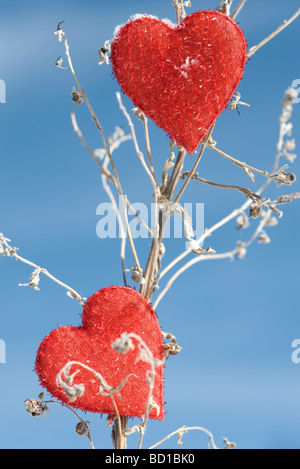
111, 11, 247, 154
35, 286, 164, 420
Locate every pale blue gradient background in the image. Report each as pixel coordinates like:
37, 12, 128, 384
0, 0, 300, 449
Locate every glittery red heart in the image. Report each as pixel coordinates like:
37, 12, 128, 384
111, 11, 247, 154
35, 286, 164, 420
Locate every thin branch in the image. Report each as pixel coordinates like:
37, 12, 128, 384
231, 0, 247, 20
149, 425, 219, 450
71, 111, 153, 237
142, 114, 158, 188
173, 0, 191, 24
46, 400, 95, 449
70, 111, 113, 181
100, 152, 128, 287
181, 172, 279, 208
117, 93, 160, 196
156, 85, 297, 291
206, 143, 295, 185
247, 8, 300, 58
153, 207, 271, 310
56, 27, 142, 273
153, 251, 235, 310
0, 234, 85, 307
25, 396, 95, 449
218, 0, 234, 16
174, 124, 215, 204
110, 394, 124, 449
163, 149, 187, 200
116, 93, 160, 242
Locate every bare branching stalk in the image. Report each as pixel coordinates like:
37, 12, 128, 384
154, 84, 297, 308
55, 26, 142, 275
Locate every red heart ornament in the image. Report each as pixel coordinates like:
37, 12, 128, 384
111, 11, 247, 154
35, 286, 164, 420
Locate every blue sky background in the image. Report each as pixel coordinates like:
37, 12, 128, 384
0, 0, 300, 449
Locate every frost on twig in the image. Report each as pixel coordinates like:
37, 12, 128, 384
0, 233, 86, 307
229, 92, 250, 115
172, 0, 191, 23
162, 331, 182, 359
19, 267, 42, 291
223, 437, 237, 449
218, 0, 234, 16
130, 266, 146, 285
149, 424, 223, 450
98, 40, 111, 65
236, 212, 250, 230
159, 201, 215, 255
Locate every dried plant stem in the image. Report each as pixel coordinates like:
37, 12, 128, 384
70, 111, 113, 181
156, 85, 295, 296
231, 0, 247, 20
218, 0, 234, 16
164, 149, 187, 200
174, 125, 215, 204
143, 116, 158, 187
156, 198, 249, 286
0, 234, 85, 307
71, 111, 153, 285
111, 397, 127, 449
59, 30, 142, 273
206, 144, 292, 185
118, 333, 164, 450
153, 208, 270, 310
154, 252, 235, 310
149, 425, 218, 450
116, 93, 160, 239
57, 360, 135, 450
247, 8, 300, 58
71, 110, 153, 237
141, 147, 187, 300
141, 126, 214, 300
182, 173, 274, 208
116, 93, 159, 196
101, 157, 128, 287
46, 400, 95, 449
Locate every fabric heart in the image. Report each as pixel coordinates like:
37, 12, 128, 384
111, 11, 247, 154
35, 286, 164, 420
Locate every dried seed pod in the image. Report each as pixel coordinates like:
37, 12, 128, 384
250, 203, 262, 219
75, 420, 90, 436
72, 89, 83, 106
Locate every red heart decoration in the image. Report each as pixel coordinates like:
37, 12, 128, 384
111, 11, 247, 154
35, 286, 164, 420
